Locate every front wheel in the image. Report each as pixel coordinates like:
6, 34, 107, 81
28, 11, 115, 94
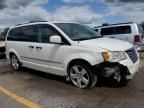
10, 54, 21, 71
69, 62, 97, 89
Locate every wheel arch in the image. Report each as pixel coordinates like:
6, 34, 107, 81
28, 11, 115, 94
8, 49, 21, 61
66, 58, 98, 89
64, 53, 103, 74
66, 59, 92, 74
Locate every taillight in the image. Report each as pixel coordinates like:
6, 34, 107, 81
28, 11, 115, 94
134, 35, 141, 45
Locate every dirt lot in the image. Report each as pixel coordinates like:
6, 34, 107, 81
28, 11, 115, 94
0, 54, 144, 108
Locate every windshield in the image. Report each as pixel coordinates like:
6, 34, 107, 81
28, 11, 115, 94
55, 23, 101, 41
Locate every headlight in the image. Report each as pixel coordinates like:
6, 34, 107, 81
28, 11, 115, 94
102, 51, 126, 62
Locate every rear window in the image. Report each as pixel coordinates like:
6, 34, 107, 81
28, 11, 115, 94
101, 25, 131, 35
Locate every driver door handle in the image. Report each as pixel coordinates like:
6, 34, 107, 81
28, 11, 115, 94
29, 45, 34, 49
36, 46, 42, 50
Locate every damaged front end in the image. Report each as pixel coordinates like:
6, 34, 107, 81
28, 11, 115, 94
94, 62, 131, 82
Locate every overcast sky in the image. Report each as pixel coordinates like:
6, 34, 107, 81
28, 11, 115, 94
0, 0, 144, 31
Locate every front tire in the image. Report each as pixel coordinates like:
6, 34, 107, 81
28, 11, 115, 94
69, 62, 97, 89
115, 77, 129, 87
10, 54, 21, 71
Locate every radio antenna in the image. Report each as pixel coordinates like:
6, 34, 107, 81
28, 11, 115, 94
52, 14, 54, 22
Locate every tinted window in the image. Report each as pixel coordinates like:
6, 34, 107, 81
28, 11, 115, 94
37, 25, 59, 43
101, 27, 114, 35
21, 26, 38, 42
101, 26, 131, 35
7, 27, 22, 41
114, 26, 131, 34
7, 25, 38, 42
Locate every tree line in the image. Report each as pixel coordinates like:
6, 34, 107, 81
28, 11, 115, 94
0, 27, 9, 41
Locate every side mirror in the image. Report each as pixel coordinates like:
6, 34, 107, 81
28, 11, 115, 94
49, 35, 62, 44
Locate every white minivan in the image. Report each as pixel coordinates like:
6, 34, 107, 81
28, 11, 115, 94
94, 22, 144, 51
5, 21, 140, 89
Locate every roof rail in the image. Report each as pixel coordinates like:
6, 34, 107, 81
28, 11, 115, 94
28, 20, 48, 23
15, 20, 48, 26
94, 22, 134, 28
15, 23, 29, 26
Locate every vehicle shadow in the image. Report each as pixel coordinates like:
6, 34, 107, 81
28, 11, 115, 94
21, 67, 126, 89
0, 55, 6, 60
96, 77, 127, 88
21, 67, 67, 83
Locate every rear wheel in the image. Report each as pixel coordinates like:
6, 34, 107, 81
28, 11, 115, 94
10, 54, 21, 71
69, 62, 97, 89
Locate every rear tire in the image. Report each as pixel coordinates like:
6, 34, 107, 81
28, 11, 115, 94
68, 62, 97, 89
10, 54, 21, 71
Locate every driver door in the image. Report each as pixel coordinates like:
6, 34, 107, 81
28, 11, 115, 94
32, 24, 66, 75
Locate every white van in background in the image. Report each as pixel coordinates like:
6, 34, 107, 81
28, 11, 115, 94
94, 22, 144, 51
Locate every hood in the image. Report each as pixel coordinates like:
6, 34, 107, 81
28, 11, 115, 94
78, 37, 133, 51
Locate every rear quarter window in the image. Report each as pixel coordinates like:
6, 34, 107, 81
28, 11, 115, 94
114, 26, 131, 34
101, 27, 114, 35
100, 25, 131, 35
7, 28, 22, 41
7, 25, 38, 42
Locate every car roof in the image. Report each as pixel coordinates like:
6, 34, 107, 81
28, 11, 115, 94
12, 21, 81, 29
94, 22, 137, 28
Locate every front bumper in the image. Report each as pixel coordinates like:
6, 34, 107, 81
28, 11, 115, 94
119, 53, 140, 79
94, 53, 140, 80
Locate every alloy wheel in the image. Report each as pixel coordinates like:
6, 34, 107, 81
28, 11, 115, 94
11, 55, 19, 70
70, 65, 90, 88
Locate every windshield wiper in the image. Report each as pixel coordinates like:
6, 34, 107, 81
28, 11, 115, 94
73, 36, 103, 41
92, 34, 103, 38
73, 38, 88, 41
